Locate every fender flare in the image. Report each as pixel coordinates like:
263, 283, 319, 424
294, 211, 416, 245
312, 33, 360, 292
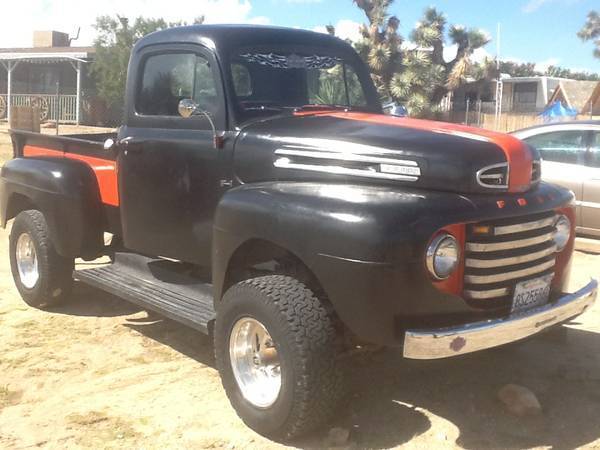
0, 157, 105, 258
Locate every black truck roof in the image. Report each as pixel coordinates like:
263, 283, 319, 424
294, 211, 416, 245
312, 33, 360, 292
135, 24, 355, 55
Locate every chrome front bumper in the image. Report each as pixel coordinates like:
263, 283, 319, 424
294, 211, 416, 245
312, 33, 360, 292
403, 279, 598, 359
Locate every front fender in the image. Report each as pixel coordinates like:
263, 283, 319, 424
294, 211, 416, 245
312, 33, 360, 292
0, 158, 104, 258
212, 181, 573, 346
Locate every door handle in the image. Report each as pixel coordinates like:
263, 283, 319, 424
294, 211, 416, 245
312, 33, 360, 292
119, 137, 145, 154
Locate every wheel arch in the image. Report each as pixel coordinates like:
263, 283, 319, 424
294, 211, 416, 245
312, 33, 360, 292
4, 192, 37, 223
219, 237, 328, 304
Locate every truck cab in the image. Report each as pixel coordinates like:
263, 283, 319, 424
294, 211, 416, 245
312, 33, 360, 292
0, 25, 596, 440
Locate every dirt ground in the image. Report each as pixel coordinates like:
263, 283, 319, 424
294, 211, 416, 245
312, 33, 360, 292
2, 128, 600, 449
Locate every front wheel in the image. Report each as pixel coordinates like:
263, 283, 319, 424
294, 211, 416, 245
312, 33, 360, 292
9, 210, 74, 308
214, 275, 344, 439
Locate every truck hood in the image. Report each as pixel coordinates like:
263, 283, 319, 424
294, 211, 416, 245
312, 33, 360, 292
233, 111, 540, 194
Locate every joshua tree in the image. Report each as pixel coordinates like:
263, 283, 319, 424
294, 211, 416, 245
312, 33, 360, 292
578, 10, 600, 59
390, 7, 489, 116
351, 3, 489, 116
352, 0, 403, 100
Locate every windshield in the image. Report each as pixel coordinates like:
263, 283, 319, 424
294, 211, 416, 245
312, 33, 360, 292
229, 47, 373, 122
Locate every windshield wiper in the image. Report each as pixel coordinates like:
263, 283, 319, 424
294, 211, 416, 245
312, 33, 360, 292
294, 104, 354, 112
242, 105, 285, 112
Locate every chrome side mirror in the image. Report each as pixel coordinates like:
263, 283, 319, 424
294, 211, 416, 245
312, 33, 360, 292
103, 138, 116, 151
178, 98, 199, 118
177, 98, 223, 149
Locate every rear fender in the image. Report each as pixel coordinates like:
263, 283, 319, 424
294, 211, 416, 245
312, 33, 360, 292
0, 157, 104, 258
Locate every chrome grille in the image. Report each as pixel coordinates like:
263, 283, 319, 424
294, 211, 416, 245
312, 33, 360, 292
531, 160, 541, 183
463, 211, 557, 306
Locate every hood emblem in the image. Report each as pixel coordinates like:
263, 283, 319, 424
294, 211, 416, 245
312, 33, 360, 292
476, 163, 509, 189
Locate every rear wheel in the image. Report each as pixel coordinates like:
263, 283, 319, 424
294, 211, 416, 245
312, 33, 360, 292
214, 275, 344, 439
9, 210, 74, 308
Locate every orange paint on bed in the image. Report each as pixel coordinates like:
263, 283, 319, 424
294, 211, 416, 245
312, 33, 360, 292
299, 111, 534, 193
23, 144, 119, 207
68, 154, 119, 207
23, 145, 64, 158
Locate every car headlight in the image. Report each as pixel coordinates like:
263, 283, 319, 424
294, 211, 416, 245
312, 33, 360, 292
427, 234, 460, 280
554, 214, 571, 251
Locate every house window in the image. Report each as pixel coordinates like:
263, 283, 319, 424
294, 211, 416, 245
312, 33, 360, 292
513, 82, 537, 111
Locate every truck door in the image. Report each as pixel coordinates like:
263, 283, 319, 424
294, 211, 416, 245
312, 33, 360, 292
117, 44, 228, 266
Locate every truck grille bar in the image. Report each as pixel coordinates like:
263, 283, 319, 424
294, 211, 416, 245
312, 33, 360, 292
463, 211, 558, 305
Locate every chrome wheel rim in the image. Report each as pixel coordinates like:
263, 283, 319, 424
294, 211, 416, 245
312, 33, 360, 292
16, 233, 39, 289
229, 317, 282, 408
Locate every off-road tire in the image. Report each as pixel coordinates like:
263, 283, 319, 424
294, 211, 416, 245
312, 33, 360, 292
9, 210, 74, 308
214, 275, 344, 439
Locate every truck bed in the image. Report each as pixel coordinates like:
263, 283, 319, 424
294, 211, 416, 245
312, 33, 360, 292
10, 130, 117, 159
10, 129, 120, 207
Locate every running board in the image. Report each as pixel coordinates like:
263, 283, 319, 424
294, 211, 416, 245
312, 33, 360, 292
74, 252, 215, 334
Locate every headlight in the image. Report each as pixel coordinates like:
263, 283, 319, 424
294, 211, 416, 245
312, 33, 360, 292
427, 234, 460, 280
554, 214, 571, 251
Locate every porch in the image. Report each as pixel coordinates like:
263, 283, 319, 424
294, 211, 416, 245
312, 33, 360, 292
0, 46, 95, 125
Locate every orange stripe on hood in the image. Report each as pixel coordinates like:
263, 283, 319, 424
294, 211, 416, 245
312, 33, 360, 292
299, 111, 533, 193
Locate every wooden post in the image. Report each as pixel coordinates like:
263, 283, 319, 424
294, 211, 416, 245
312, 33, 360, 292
55, 81, 60, 135
73, 60, 82, 125
4, 61, 20, 126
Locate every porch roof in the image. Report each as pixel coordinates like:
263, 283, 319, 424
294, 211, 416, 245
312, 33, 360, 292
0, 46, 94, 63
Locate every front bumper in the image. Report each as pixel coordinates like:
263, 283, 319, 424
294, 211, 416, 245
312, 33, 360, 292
403, 279, 598, 359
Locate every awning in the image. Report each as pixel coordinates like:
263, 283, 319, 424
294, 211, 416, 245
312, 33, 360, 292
0, 51, 91, 63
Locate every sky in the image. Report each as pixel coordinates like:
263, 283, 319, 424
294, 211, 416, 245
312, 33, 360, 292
1, 0, 598, 73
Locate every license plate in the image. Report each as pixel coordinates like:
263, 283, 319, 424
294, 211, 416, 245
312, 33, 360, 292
512, 274, 553, 313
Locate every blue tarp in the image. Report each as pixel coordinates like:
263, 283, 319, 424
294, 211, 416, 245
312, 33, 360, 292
539, 100, 578, 122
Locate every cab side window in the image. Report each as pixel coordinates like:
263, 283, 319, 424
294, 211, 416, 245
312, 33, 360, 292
137, 52, 218, 117
525, 130, 587, 165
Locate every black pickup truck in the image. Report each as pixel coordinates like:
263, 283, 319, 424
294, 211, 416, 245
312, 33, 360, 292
1, 25, 597, 438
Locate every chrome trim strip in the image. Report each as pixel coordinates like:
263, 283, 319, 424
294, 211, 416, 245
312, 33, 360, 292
531, 160, 541, 182
465, 244, 557, 268
493, 216, 556, 236
464, 259, 555, 284
466, 232, 554, 252
575, 200, 600, 209
464, 287, 510, 299
273, 158, 419, 181
476, 162, 509, 189
403, 279, 597, 359
275, 148, 419, 168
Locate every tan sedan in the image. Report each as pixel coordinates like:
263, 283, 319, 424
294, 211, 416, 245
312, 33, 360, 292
512, 121, 600, 236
